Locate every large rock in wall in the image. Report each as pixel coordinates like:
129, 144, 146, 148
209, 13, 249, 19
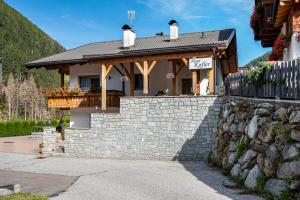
211, 97, 300, 198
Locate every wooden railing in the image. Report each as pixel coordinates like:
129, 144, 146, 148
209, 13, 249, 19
48, 91, 125, 109
225, 59, 300, 100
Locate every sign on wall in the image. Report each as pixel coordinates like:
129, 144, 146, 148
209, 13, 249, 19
189, 57, 213, 70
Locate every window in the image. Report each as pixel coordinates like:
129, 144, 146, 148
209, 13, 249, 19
134, 74, 143, 90
79, 76, 100, 92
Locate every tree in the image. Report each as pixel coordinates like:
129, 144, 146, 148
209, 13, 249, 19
3, 73, 16, 119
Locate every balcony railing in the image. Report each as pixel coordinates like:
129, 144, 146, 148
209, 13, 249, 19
48, 91, 125, 109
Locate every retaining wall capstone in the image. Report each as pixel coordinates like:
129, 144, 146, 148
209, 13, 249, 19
64, 96, 222, 160
211, 97, 300, 198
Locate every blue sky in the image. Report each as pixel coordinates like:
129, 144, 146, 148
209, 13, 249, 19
5, 0, 271, 66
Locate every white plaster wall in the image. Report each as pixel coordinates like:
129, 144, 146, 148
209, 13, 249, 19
287, 33, 300, 60
70, 107, 96, 128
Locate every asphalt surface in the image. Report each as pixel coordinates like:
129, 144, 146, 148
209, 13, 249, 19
0, 152, 263, 200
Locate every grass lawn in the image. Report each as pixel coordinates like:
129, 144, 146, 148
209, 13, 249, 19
0, 193, 47, 200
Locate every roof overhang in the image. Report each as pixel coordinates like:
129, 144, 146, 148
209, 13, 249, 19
273, 0, 294, 27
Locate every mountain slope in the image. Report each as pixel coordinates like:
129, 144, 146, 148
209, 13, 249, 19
244, 51, 271, 68
0, 0, 65, 88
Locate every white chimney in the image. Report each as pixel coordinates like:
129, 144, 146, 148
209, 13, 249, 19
122, 24, 135, 48
169, 19, 179, 40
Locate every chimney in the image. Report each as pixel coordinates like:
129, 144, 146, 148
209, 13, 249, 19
169, 19, 179, 41
122, 24, 135, 48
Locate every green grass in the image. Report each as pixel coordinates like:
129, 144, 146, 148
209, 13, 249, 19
0, 193, 47, 200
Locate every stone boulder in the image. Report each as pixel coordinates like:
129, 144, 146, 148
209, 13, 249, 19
229, 124, 238, 134
289, 111, 300, 124
229, 141, 237, 152
230, 163, 241, 177
228, 152, 237, 166
247, 116, 258, 139
241, 169, 250, 180
277, 161, 300, 179
258, 122, 277, 143
263, 158, 276, 177
264, 179, 288, 196
259, 103, 273, 109
238, 149, 257, 165
237, 122, 246, 134
266, 144, 279, 162
291, 129, 300, 142
244, 165, 262, 189
274, 107, 288, 122
255, 108, 270, 116
282, 144, 300, 160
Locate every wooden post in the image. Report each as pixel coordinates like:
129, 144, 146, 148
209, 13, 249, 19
208, 58, 215, 94
143, 61, 149, 95
192, 70, 197, 94
172, 61, 177, 96
101, 64, 107, 111
130, 62, 135, 96
60, 72, 64, 89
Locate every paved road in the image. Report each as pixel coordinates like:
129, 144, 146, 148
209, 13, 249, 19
0, 136, 41, 155
0, 152, 263, 200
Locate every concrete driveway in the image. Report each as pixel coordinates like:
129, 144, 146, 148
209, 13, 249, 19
0, 152, 263, 200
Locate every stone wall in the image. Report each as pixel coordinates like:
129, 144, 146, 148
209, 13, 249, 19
64, 96, 222, 160
42, 127, 57, 155
211, 97, 300, 198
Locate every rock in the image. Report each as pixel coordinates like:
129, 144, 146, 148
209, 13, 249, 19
227, 114, 235, 125
255, 108, 270, 116
250, 142, 267, 154
229, 141, 237, 152
230, 163, 241, 177
223, 122, 230, 132
247, 116, 258, 139
223, 107, 231, 118
277, 161, 300, 179
244, 165, 262, 189
264, 179, 288, 196
238, 149, 257, 165
228, 152, 237, 166
282, 144, 299, 160
266, 144, 279, 162
263, 158, 276, 177
274, 107, 288, 121
241, 169, 250, 180
230, 124, 238, 134
258, 122, 276, 143
289, 111, 300, 124
291, 129, 300, 142
290, 180, 300, 191
256, 153, 264, 169
259, 103, 273, 109
237, 122, 246, 134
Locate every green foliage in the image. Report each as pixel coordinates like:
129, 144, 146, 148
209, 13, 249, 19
236, 139, 249, 158
0, 120, 45, 137
243, 62, 272, 86
31, 126, 43, 132
0, 192, 48, 200
244, 51, 271, 68
256, 176, 267, 194
275, 189, 294, 200
0, 0, 65, 88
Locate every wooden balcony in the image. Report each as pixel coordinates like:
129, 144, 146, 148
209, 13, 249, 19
48, 91, 125, 109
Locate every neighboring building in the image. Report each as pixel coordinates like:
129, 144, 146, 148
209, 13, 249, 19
252, 0, 300, 61
26, 20, 238, 128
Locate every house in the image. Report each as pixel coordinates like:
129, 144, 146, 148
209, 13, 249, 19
252, 0, 300, 60
26, 20, 238, 128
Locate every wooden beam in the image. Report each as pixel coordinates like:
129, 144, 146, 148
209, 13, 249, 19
90, 51, 212, 65
147, 60, 157, 75
101, 64, 107, 111
143, 61, 149, 95
113, 65, 125, 76
120, 63, 131, 78
105, 64, 113, 79
192, 70, 197, 94
172, 61, 177, 96
181, 58, 189, 66
135, 62, 144, 74
130, 62, 135, 96
208, 58, 215, 95
175, 63, 184, 76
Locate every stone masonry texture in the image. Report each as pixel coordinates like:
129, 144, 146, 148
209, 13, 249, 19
64, 96, 223, 160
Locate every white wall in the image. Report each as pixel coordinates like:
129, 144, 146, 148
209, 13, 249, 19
70, 108, 95, 128
287, 33, 300, 60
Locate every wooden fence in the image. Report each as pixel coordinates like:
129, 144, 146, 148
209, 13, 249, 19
225, 59, 300, 100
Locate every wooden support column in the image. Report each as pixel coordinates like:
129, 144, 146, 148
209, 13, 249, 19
60, 72, 64, 89
135, 60, 157, 95
130, 62, 135, 96
192, 70, 197, 94
101, 64, 113, 111
208, 57, 215, 94
172, 61, 177, 96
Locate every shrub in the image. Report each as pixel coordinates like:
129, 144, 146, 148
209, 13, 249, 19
0, 120, 45, 137
236, 139, 249, 158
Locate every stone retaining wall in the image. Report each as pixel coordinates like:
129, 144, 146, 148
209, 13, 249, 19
211, 97, 300, 198
64, 96, 222, 160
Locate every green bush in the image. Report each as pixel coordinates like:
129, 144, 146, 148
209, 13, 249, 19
0, 120, 46, 137
0, 192, 48, 200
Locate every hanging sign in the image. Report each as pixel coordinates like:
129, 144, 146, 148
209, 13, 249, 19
189, 57, 213, 70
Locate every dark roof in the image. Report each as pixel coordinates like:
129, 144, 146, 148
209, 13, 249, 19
26, 28, 235, 68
